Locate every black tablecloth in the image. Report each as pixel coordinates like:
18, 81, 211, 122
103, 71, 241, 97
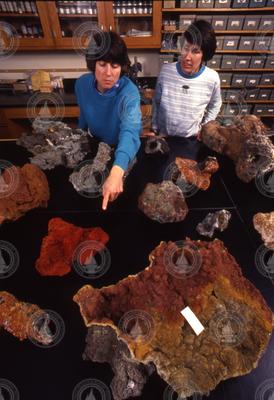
0, 138, 273, 400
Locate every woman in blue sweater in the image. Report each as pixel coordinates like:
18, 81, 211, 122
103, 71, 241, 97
75, 31, 142, 210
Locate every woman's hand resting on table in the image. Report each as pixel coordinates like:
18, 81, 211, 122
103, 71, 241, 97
102, 165, 124, 210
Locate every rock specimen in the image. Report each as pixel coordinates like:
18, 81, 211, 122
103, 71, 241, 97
144, 136, 170, 155
0, 163, 49, 225
83, 325, 155, 400
174, 156, 219, 191
253, 212, 274, 250
138, 181, 188, 223
74, 238, 273, 399
196, 210, 231, 238
0, 291, 53, 345
69, 142, 112, 195
17, 118, 90, 170
201, 115, 274, 182
35, 217, 109, 276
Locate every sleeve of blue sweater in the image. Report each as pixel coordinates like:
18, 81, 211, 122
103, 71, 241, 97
114, 88, 142, 171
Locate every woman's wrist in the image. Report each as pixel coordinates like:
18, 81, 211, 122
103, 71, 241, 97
110, 165, 125, 178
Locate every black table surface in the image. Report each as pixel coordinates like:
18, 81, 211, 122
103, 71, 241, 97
0, 138, 273, 400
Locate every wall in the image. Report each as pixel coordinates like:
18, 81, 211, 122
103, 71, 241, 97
0, 50, 161, 80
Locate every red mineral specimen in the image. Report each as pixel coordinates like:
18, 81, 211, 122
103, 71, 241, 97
35, 217, 109, 276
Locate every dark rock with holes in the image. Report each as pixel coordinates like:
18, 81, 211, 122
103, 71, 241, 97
83, 325, 155, 400
145, 136, 170, 155
17, 117, 90, 169
196, 210, 231, 238
236, 135, 274, 182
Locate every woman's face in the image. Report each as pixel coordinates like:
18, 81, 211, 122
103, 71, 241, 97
180, 39, 203, 75
95, 60, 121, 92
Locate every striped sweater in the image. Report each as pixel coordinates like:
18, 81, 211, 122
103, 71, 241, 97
152, 62, 222, 137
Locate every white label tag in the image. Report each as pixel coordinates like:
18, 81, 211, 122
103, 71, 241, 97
181, 306, 205, 336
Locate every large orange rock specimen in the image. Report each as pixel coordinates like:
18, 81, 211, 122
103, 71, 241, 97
74, 238, 273, 399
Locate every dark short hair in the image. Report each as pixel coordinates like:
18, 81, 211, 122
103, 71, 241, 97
86, 31, 130, 76
184, 20, 216, 62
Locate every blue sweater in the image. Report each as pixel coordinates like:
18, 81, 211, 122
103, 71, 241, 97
75, 73, 142, 171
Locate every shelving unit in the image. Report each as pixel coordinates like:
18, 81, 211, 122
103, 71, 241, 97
161, 1, 274, 118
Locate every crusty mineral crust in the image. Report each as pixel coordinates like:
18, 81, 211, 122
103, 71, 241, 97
35, 217, 109, 276
175, 156, 219, 191
84, 325, 155, 400
138, 181, 188, 223
201, 115, 274, 182
0, 291, 51, 344
74, 239, 273, 398
0, 163, 49, 224
253, 212, 274, 250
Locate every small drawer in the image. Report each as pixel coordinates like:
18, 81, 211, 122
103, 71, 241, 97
243, 15, 261, 30
235, 55, 251, 69
238, 36, 255, 50
215, 0, 232, 6
250, 55, 266, 69
246, 74, 261, 86
254, 37, 272, 52
216, 37, 224, 50
225, 90, 240, 101
259, 16, 274, 30
249, 0, 266, 6
241, 104, 253, 114
245, 88, 259, 100
253, 104, 267, 115
180, 0, 197, 7
265, 105, 274, 116
258, 89, 272, 100
179, 15, 196, 29
221, 55, 237, 69
219, 72, 233, 85
221, 103, 240, 117
231, 74, 246, 87
207, 54, 222, 68
232, 0, 250, 7
227, 15, 245, 30
197, 0, 215, 7
199, 15, 213, 24
265, 55, 274, 69
212, 16, 228, 30
260, 74, 274, 85
223, 36, 240, 50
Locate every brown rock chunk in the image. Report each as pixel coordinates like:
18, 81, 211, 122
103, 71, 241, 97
175, 156, 219, 191
253, 212, 274, 250
138, 181, 188, 223
74, 239, 273, 399
0, 291, 53, 345
0, 163, 49, 224
201, 115, 274, 182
